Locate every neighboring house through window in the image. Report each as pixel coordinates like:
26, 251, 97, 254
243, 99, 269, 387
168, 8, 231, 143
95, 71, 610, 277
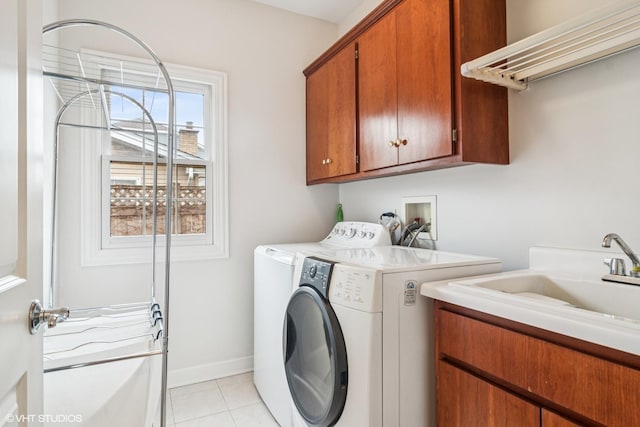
80, 50, 228, 265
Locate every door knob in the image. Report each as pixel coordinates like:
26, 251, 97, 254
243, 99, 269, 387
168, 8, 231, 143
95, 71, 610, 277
29, 300, 69, 334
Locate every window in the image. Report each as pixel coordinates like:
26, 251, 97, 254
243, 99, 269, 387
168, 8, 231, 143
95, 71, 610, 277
80, 50, 228, 265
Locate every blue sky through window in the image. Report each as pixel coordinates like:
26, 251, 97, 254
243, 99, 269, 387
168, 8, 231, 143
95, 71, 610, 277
109, 86, 205, 143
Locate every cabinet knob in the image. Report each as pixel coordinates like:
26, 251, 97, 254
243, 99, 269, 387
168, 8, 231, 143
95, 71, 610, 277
322, 158, 332, 165
389, 138, 407, 148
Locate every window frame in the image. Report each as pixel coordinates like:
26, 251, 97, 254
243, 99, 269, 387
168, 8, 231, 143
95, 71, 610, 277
79, 49, 228, 266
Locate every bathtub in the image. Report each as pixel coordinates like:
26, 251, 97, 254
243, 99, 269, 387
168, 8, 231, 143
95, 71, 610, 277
43, 309, 163, 427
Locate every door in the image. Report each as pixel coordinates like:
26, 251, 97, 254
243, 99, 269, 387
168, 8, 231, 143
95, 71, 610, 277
283, 258, 348, 427
284, 287, 348, 427
0, 1, 44, 426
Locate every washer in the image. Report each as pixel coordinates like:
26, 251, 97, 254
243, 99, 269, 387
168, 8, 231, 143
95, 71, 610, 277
253, 222, 391, 427
285, 257, 382, 427
284, 247, 502, 427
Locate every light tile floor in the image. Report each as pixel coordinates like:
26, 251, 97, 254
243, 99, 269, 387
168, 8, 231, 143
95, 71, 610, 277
167, 373, 279, 426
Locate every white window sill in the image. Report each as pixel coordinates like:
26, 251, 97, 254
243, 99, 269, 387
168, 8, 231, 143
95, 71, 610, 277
81, 242, 228, 266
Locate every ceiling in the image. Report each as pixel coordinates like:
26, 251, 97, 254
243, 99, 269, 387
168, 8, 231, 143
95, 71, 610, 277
250, 0, 366, 24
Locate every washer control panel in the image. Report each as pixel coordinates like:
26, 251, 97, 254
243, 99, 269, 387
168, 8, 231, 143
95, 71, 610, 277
321, 221, 391, 248
299, 257, 334, 299
329, 263, 382, 313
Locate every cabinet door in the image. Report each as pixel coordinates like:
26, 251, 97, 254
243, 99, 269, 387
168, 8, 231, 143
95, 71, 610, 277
396, 0, 453, 164
358, 0, 453, 173
306, 44, 357, 182
437, 361, 540, 427
358, 11, 398, 172
306, 64, 329, 182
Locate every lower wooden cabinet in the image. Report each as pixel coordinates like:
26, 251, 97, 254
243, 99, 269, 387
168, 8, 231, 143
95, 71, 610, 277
438, 361, 583, 427
434, 301, 640, 427
437, 361, 540, 427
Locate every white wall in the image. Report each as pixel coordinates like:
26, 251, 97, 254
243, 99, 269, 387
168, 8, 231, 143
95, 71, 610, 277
338, 0, 640, 271
51, 0, 339, 385
338, 0, 381, 35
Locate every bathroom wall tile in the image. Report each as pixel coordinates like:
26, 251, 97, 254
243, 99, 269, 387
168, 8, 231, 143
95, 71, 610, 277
170, 380, 228, 423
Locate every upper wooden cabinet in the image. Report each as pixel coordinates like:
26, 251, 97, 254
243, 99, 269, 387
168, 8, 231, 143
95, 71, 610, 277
304, 0, 509, 184
306, 43, 357, 182
359, 0, 453, 172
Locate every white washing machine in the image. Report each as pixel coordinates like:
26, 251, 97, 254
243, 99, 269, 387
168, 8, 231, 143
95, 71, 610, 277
253, 222, 391, 427
284, 247, 502, 427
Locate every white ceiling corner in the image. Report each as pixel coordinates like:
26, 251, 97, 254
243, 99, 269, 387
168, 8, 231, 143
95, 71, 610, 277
250, 0, 366, 24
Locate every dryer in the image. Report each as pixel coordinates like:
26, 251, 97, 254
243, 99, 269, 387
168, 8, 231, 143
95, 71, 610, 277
285, 247, 502, 427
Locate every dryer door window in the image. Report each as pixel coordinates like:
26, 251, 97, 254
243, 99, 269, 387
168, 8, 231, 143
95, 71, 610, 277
284, 286, 348, 426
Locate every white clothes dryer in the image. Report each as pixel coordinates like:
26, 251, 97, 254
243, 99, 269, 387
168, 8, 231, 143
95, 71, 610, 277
285, 247, 502, 427
253, 222, 391, 427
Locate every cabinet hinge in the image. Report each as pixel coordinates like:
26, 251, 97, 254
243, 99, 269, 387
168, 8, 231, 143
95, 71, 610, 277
355, 48, 359, 60
356, 155, 359, 164
452, 129, 458, 143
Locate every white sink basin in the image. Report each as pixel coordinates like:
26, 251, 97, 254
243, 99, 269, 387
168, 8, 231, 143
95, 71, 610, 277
420, 246, 640, 355
455, 273, 640, 323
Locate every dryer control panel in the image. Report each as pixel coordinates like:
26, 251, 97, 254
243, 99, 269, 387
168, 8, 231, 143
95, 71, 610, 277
329, 264, 382, 313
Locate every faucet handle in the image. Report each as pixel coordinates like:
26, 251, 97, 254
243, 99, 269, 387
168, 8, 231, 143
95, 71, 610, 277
604, 258, 626, 276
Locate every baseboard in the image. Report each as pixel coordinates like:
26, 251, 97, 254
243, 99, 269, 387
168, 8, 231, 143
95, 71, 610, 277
168, 356, 253, 389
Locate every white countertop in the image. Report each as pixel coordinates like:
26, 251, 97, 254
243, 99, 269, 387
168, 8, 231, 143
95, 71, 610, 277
420, 247, 640, 356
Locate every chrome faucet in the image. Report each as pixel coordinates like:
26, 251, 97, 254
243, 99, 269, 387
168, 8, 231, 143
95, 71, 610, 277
602, 233, 640, 277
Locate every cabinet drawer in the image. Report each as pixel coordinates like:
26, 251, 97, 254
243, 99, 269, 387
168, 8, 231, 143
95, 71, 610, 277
437, 309, 640, 426
437, 360, 540, 427
437, 309, 529, 385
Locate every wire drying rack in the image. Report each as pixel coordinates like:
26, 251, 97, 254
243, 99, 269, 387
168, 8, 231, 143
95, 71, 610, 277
43, 303, 164, 373
42, 20, 175, 427
461, 0, 640, 90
